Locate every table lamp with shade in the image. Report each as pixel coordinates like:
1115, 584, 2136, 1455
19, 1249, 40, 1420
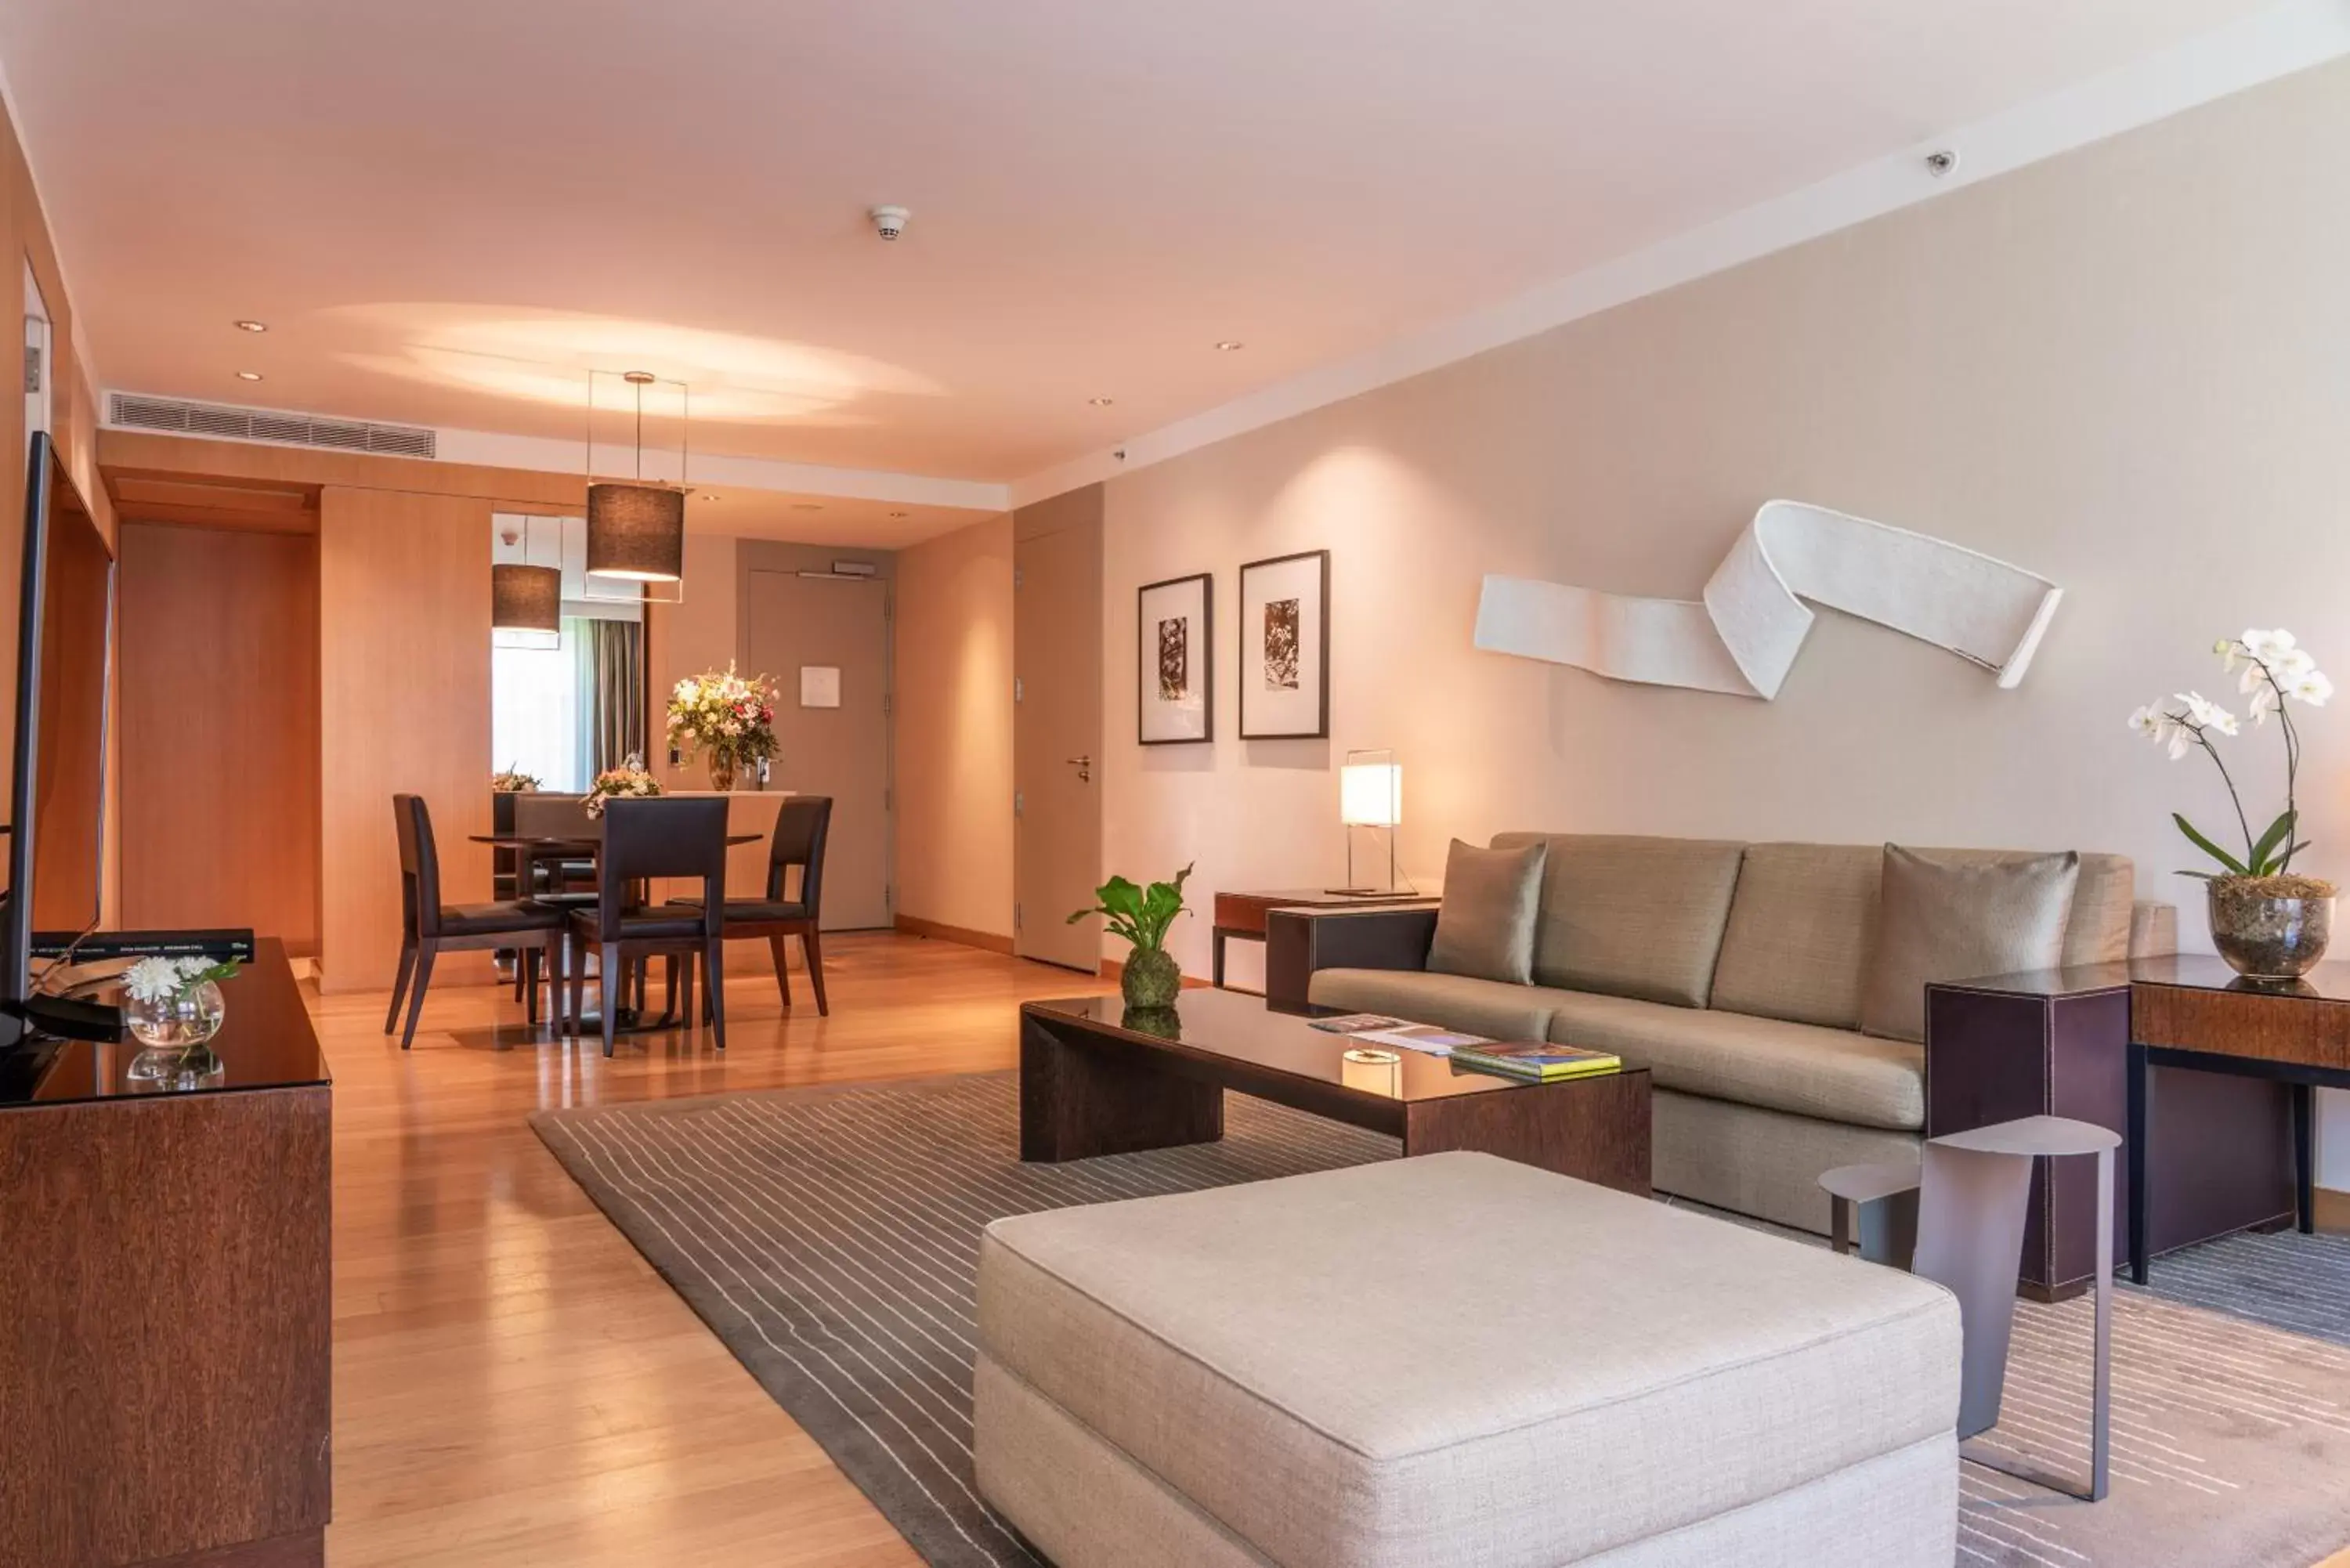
1331, 749, 1405, 894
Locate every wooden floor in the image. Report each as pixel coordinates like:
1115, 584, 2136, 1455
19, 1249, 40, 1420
318, 931, 1108, 1567
316, 933, 2350, 1568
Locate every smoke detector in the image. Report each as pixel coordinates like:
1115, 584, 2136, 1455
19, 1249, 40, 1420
869, 204, 910, 241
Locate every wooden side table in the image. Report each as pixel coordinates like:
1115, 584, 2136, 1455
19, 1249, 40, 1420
1209, 888, 1437, 992
1928, 963, 2294, 1298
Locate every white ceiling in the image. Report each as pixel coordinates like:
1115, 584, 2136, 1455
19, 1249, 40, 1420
0, 0, 2279, 493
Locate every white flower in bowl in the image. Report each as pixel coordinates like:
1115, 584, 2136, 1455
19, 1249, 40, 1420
124, 956, 200, 1005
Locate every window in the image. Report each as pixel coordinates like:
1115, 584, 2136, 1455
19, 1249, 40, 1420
492, 622, 584, 792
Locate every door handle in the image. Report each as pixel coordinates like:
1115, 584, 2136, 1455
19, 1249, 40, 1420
1065, 754, 1092, 783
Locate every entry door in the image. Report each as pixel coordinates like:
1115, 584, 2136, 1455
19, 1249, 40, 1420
744, 569, 892, 929
1013, 490, 1104, 970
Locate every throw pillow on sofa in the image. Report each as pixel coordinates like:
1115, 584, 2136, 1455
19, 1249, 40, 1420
1860, 844, 2079, 1043
1427, 838, 1547, 985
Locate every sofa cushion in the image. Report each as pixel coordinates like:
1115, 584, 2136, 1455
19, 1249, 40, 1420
1490, 833, 1745, 1007
1426, 837, 1546, 985
1860, 846, 2080, 1044
1708, 843, 1883, 1029
1307, 966, 1562, 1042
978, 1152, 1960, 1568
1545, 988, 1925, 1130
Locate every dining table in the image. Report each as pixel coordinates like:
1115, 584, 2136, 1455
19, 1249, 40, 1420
470, 831, 765, 1033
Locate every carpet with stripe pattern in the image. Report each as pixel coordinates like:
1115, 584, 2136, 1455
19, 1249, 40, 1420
532, 1072, 2350, 1567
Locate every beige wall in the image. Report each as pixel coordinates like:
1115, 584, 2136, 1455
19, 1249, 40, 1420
648, 531, 741, 791
895, 513, 1014, 941
1099, 56, 2350, 983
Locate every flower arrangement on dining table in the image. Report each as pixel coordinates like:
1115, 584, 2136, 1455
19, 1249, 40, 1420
490, 764, 540, 793
667, 663, 778, 790
584, 753, 663, 818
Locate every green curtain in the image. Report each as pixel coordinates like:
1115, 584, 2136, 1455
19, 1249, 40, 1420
573, 618, 645, 779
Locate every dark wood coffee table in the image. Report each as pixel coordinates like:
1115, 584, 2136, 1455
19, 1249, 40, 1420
1018, 989, 1650, 1194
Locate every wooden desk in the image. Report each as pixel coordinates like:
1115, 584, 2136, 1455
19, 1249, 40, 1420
1209, 888, 1437, 992
0, 940, 331, 1568
2128, 954, 2350, 1283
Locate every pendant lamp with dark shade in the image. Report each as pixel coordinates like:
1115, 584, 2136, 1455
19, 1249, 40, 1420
584, 369, 687, 602
584, 482, 685, 581
492, 515, 562, 649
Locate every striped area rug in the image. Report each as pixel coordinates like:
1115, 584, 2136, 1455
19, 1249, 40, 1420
533, 1075, 2350, 1568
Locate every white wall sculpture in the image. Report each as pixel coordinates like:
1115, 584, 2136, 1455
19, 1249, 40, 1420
1472, 500, 2063, 699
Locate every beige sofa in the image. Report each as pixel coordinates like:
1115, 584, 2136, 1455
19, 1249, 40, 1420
1305, 835, 2173, 1234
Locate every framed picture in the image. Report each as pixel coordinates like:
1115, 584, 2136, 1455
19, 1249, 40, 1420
1138, 572, 1213, 744
1238, 549, 1329, 739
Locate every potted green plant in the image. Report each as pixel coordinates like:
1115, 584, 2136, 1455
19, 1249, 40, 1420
2129, 628, 2335, 979
1069, 863, 1194, 1009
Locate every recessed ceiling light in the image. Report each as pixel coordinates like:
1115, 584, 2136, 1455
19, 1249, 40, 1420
791, 503, 823, 511
235, 370, 264, 381
700, 493, 721, 500
1088, 396, 1115, 406
233, 320, 268, 333
1214, 340, 1244, 351
888, 511, 908, 518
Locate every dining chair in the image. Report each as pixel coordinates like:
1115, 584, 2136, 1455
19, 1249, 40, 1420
670, 795, 833, 1017
387, 793, 567, 1050
565, 796, 730, 1057
512, 792, 601, 898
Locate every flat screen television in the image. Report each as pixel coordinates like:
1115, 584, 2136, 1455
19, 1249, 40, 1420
0, 433, 115, 1044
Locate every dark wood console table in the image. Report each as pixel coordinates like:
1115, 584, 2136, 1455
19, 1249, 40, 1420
1927, 960, 2297, 1300
1209, 888, 1436, 993
2128, 954, 2350, 1283
0, 939, 331, 1568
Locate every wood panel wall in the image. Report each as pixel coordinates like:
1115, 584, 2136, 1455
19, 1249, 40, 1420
2, 90, 119, 923
118, 523, 322, 951
318, 487, 493, 992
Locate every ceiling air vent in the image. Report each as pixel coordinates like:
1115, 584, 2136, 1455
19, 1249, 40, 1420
107, 392, 437, 460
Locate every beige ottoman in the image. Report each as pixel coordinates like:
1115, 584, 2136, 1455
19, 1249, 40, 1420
975, 1152, 1959, 1568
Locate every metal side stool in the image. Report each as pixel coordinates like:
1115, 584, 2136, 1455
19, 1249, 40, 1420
1821, 1114, 2118, 1503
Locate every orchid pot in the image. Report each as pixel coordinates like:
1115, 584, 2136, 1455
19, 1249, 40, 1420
2207, 877, 2333, 981
2130, 628, 2336, 980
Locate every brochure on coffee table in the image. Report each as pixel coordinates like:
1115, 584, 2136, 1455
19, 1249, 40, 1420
1343, 1023, 1488, 1057
1307, 1013, 1412, 1034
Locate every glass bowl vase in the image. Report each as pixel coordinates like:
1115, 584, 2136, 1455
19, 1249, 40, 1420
125, 980, 226, 1081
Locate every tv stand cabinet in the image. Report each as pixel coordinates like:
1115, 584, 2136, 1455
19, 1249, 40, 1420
0, 939, 331, 1568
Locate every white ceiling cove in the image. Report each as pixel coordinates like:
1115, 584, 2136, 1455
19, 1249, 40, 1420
0, 0, 2298, 499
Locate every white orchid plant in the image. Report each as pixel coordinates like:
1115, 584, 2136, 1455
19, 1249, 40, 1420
2128, 629, 2333, 880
